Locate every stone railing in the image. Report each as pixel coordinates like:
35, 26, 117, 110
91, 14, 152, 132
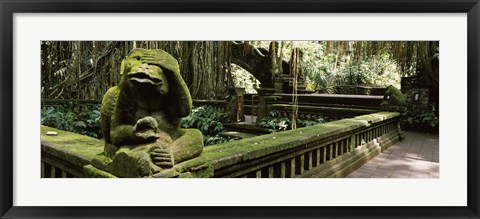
41, 126, 103, 178
203, 112, 402, 178
331, 85, 386, 95
41, 112, 402, 178
268, 104, 379, 121
245, 93, 383, 111
243, 93, 384, 120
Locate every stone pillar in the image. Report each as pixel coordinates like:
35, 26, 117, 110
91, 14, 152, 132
256, 87, 276, 120
226, 87, 246, 122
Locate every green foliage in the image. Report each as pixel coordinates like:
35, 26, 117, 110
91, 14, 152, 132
298, 118, 327, 127
306, 53, 401, 93
257, 117, 291, 131
251, 41, 402, 93
256, 110, 327, 131
402, 104, 439, 132
231, 64, 260, 93
180, 106, 235, 145
181, 106, 229, 135
41, 104, 102, 138
204, 135, 240, 146
42, 104, 236, 146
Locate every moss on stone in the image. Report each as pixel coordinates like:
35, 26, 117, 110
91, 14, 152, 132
202, 112, 400, 170
97, 49, 204, 177
353, 112, 399, 124
84, 164, 117, 178
41, 126, 103, 167
152, 156, 213, 178
42, 111, 400, 178
381, 85, 406, 112
107, 148, 152, 178
203, 118, 366, 169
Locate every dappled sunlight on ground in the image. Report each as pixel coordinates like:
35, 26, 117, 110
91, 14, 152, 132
347, 131, 439, 178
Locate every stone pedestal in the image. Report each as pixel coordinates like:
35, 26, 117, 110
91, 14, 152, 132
86, 156, 213, 178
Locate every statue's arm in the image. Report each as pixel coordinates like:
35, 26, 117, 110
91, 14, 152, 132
109, 107, 136, 146
151, 129, 203, 167
110, 124, 136, 146
109, 93, 140, 146
103, 86, 161, 155
170, 129, 204, 164
142, 54, 192, 117
100, 87, 119, 143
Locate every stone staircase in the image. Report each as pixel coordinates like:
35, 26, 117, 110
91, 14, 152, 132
275, 73, 314, 94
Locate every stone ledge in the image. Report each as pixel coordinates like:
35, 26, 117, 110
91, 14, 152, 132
41, 125, 103, 168
41, 112, 400, 178
204, 112, 400, 172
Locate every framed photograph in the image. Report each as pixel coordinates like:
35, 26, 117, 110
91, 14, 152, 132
1, 0, 479, 218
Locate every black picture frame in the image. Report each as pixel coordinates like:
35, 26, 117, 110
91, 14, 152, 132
1, 0, 479, 218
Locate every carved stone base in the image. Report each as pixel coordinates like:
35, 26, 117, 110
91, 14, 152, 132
89, 141, 212, 178
86, 155, 213, 178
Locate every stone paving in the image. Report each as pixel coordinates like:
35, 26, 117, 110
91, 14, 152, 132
347, 131, 439, 178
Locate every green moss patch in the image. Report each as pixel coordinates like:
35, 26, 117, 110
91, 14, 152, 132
203, 112, 399, 170
41, 111, 400, 178
41, 125, 103, 167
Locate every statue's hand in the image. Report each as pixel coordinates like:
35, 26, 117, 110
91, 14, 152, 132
150, 148, 174, 168
133, 116, 160, 141
141, 55, 163, 66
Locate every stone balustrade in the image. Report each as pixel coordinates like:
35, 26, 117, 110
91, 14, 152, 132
203, 112, 401, 178
41, 126, 103, 178
268, 104, 379, 121
41, 112, 402, 178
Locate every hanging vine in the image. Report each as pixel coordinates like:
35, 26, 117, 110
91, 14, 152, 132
290, 47, 302, 130
41, 41, 438, 102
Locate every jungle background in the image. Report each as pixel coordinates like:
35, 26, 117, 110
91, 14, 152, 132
41, 41, 439, 144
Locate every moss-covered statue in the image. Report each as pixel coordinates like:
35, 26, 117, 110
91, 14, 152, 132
91, 49, 207, 178
380, 85, 406, 112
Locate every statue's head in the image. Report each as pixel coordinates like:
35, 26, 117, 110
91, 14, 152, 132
119, 48, 192, 117
120, 49, 171, 95
381, 85, 406, 112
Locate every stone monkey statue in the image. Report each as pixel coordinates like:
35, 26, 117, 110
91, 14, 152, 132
380, 85, 406, 112
98, 48, 203, 177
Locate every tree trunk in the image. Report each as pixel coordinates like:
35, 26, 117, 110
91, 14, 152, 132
41, 41, 232, 101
